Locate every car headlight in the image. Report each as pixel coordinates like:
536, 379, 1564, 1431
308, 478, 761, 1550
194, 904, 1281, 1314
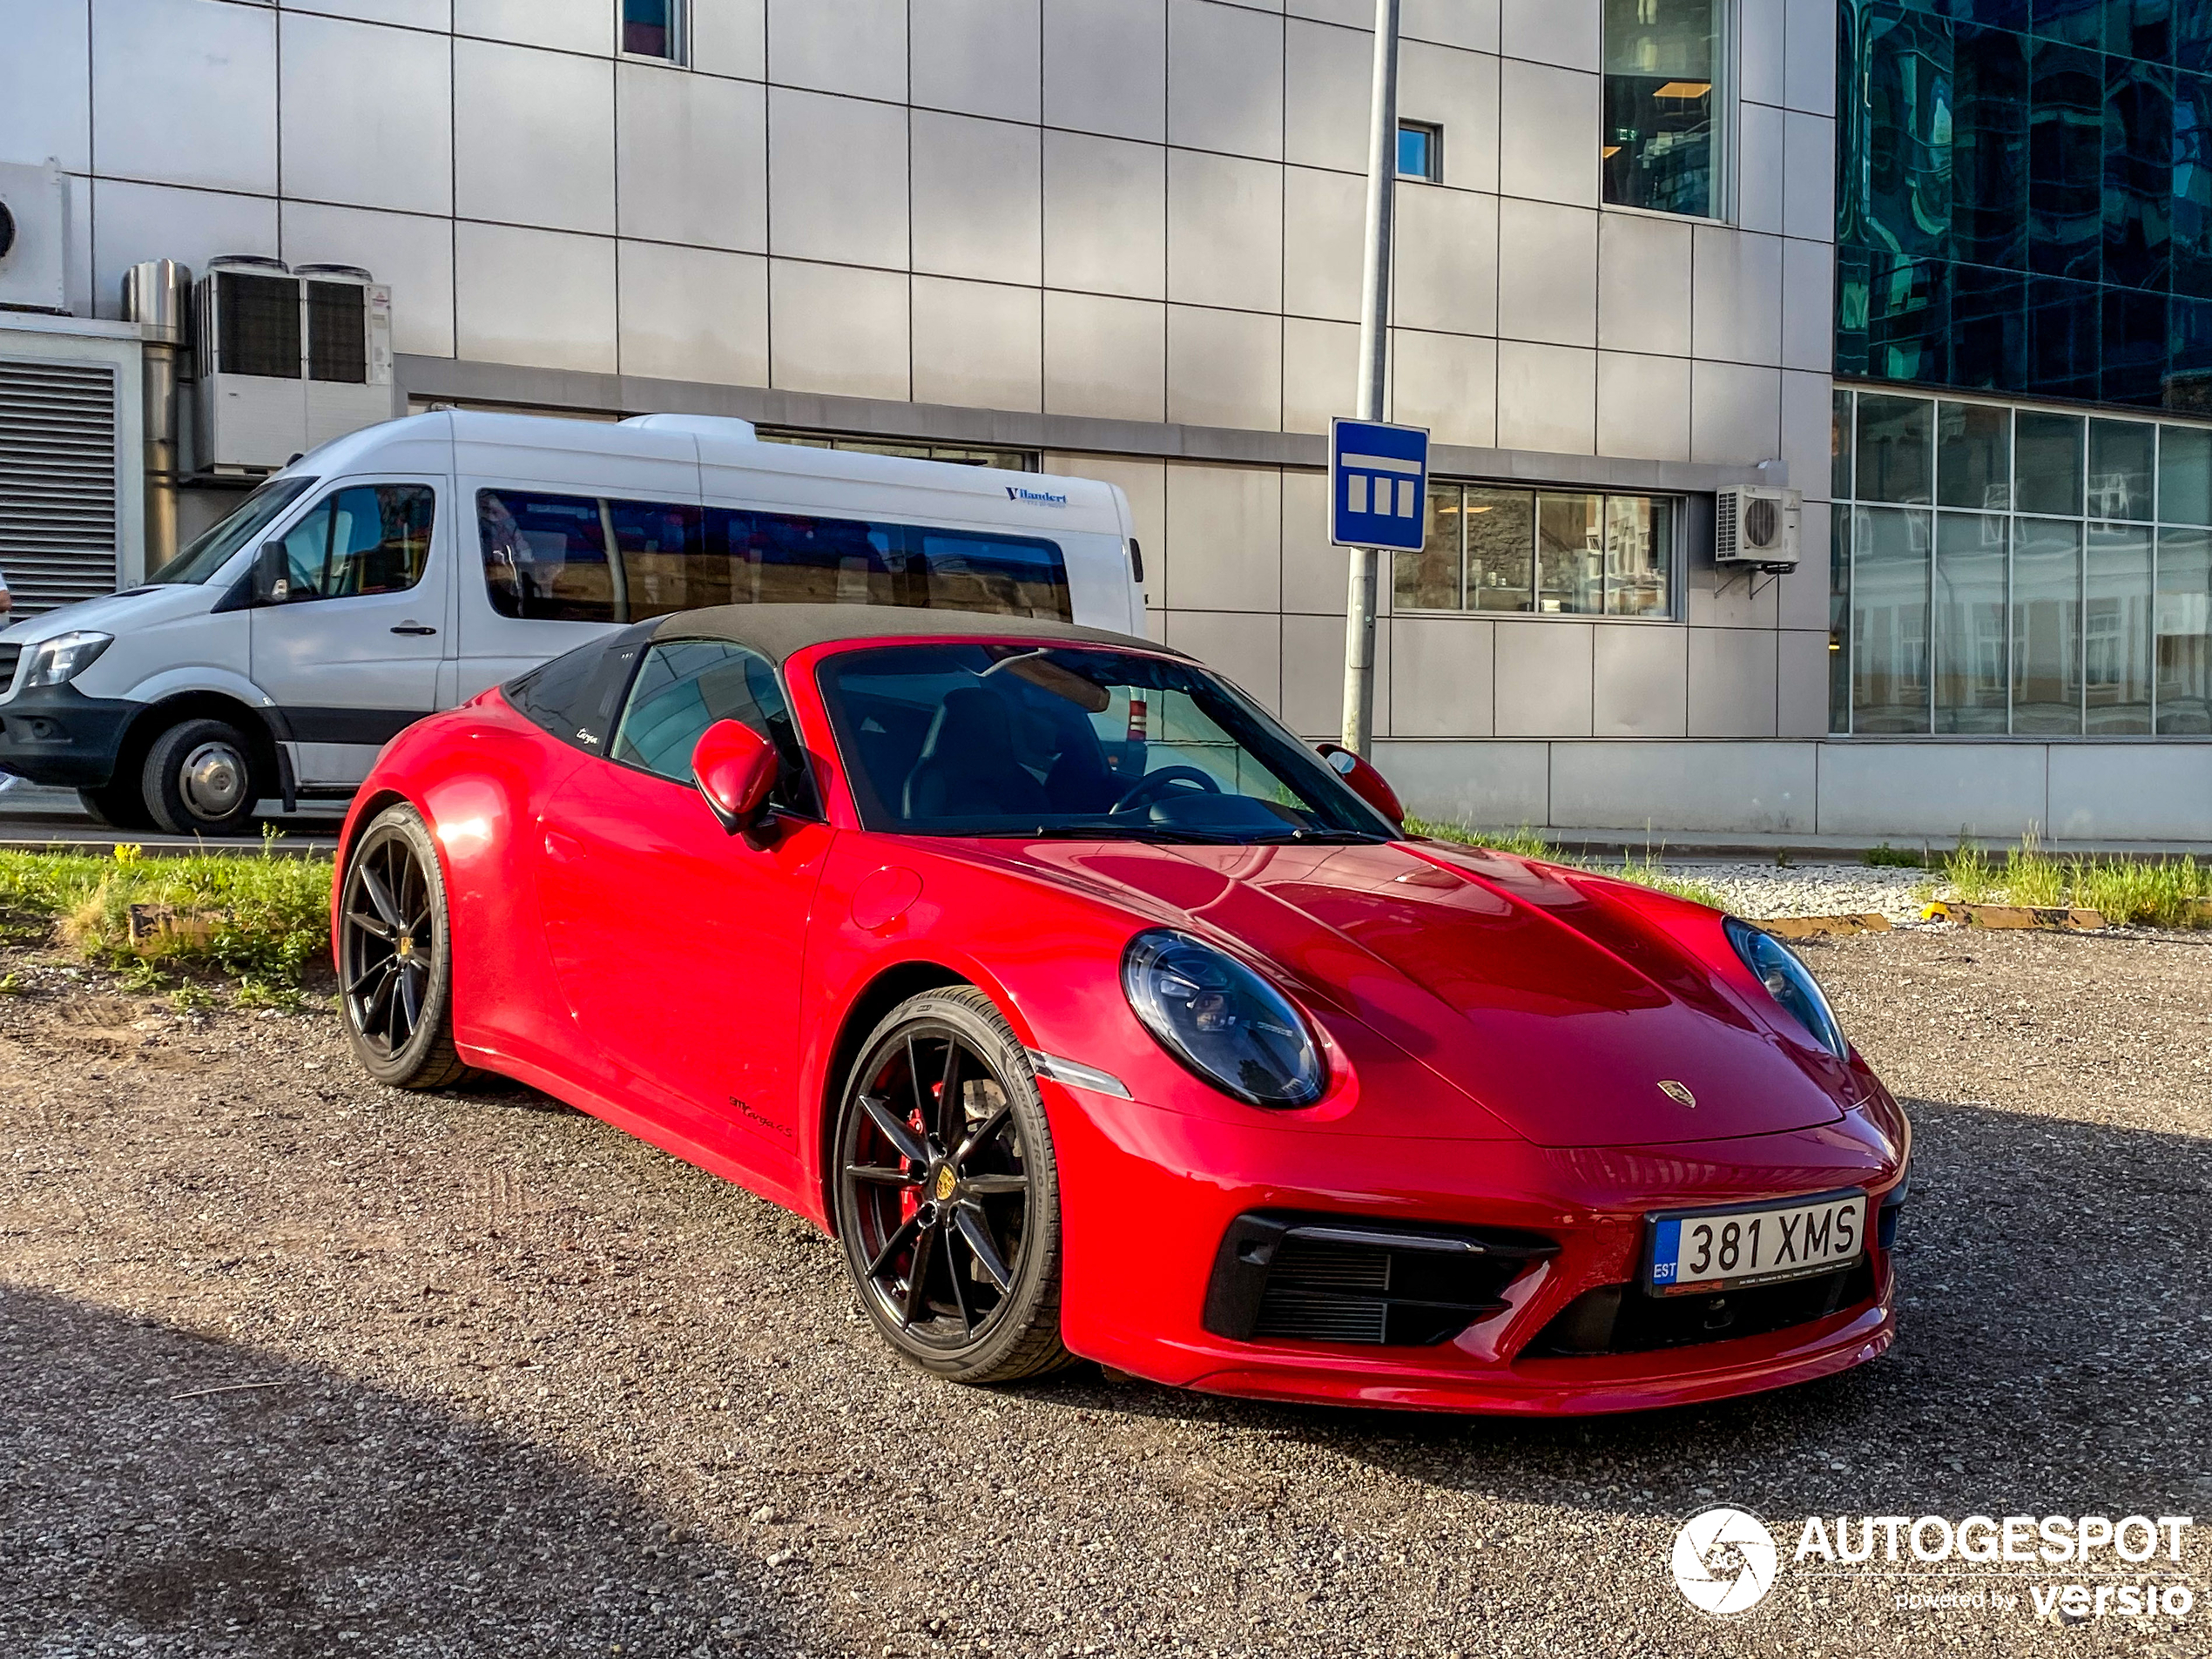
21, 631, 113, 689
1724, 916, 1849, 1059
1122, 929, 1325, 1108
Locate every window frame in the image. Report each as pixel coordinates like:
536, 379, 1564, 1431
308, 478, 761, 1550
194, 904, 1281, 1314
1396, 121, 1443, 184
617, 0, 688, 65
1392, 480, 1686, 623
606, 634, 823, 819
1599, 0, 1737, 226
257, 479, 439, 608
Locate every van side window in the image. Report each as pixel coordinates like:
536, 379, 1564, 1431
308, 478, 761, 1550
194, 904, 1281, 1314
480, 490, 616, 622
478, 489, 1072, 625
269, 484, 434, 602
609, 638, 818, 815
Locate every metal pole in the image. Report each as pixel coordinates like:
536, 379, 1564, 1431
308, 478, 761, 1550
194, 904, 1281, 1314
1340, 0, 1401, 756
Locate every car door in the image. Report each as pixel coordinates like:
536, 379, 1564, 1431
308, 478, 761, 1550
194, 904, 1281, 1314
247, 478, 448, 786
536, 637, 833, 1177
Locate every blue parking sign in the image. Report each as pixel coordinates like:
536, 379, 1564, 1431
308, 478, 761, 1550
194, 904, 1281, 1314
1331, 418, 1430, 552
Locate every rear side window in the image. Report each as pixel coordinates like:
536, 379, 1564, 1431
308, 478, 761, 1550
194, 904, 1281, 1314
610, 637, 816, 814
268, 483, 435, 601
477, 489, 1070, 625
502, 622, 655, 753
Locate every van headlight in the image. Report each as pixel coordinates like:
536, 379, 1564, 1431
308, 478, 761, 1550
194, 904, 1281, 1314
21, 631, 113, 689
1122, 930, 1325, 1108
1724, 916, 1849, 1059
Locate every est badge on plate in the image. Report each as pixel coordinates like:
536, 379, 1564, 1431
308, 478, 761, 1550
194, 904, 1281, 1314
1646, 1189, 1868, 1297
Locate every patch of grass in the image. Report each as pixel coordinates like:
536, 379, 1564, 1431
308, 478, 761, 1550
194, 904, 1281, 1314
1406, 819, 1727, 907
2066, 855, 2209, 929
2003, 832, 2067, 908
1863, 843, 1925, 869
0, 839, 333, 988
1942, 839, 2000, 905
1614, 849, 1730, 909
1405, 819, 1564, 862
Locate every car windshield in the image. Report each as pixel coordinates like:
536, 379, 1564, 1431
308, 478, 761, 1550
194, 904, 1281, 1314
817, 643, 1398, 843
147, 475, 319, 585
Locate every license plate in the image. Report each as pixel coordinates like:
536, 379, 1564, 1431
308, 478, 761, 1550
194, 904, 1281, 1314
1646, 1190, 1868, 1296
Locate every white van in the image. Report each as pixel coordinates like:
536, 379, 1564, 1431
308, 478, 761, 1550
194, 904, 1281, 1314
0, 411, 1146, 834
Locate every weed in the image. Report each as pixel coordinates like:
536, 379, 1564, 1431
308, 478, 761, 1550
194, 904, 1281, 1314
1406, 819, 1565, 862
1615, 849, 1730, 909
1942, 839, 2000, 904
1863, 844, 1925, 869
170, 982, 216, 1015
2066, 855, 2209, 929
0, 971, 22, 995
2003, 831, 2066, 908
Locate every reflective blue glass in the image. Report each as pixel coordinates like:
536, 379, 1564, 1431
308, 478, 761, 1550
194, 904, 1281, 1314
2184, 1, 2212, 73
2029, 40, 2105, 279
1952, 265, 2029, 385
2104, 58, 2174, 292
1953, 26, 2030, 269
2027, 274, 2101, 396
2102, 287, 2170, 402
2031, 0, 2104, 49
2175, 73, 2212, 298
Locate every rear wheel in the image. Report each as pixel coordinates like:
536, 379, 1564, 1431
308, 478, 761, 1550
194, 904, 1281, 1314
141, 718, 260, 837
833, 988, 1074, 1385
338, 803, 475, 1090
78, 781, 157, 833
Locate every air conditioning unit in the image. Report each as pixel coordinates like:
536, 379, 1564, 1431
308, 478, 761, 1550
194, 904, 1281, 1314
192, 257, 393, 475
1714, 485, 1802, 573
0, 160, 67, 314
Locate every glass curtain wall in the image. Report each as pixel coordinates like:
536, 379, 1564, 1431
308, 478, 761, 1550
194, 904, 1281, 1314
1831, 386, 2212, 734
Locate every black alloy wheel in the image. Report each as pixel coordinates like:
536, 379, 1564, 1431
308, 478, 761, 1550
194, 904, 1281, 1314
338, 804, 474, 1089
834, 988, 1073, 1384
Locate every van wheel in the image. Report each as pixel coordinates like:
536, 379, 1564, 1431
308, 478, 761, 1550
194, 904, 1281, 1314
141, 718, 260, 838
78, 782, 158, 833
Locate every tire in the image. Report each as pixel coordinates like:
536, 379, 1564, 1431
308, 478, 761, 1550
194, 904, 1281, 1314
140, 718, 260, 837
337, 803, 477, 1090
78, 781, 158, 833
833, 987, 1076, 1385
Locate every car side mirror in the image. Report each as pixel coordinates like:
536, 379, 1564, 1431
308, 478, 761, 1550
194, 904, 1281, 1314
1316, 742, 1405, 829
252, 542, 293, 605
692, 718, 778, 836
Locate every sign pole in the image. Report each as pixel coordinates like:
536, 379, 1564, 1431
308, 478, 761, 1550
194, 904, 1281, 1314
1341, 0, 1402, 757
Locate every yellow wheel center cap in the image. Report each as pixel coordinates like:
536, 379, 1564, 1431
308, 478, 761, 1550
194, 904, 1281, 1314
396, 937, 415, 959
933, 1165, 957, 1203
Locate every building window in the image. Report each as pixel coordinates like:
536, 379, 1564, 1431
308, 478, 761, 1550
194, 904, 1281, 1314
1831, 386, 2212, 737
622, 0, 685, 61
1395, 483, 1680, 619
1397, 122, 1442, 182
1602, 0, 1722, 219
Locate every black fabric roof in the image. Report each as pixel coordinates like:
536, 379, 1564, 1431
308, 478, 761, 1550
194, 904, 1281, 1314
646, 603, 1164, 664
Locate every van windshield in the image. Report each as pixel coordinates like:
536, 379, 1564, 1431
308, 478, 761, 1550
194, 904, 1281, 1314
147, 476, 319, 585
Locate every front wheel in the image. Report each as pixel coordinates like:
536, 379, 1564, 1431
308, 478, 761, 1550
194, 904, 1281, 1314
338, 803, 475, 1090
833, 988, 1074, 1384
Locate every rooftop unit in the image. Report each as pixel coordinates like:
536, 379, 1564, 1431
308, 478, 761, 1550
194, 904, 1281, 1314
193, 257, 394, 477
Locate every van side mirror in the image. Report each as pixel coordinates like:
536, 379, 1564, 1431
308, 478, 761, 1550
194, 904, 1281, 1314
692, 718, 778, 836
1316, 742, 1406, 830
252, 542, 293, 604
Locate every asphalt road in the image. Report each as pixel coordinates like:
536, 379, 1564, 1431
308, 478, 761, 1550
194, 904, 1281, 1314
1, 927, 2208, 1656
0, 781, 341, 853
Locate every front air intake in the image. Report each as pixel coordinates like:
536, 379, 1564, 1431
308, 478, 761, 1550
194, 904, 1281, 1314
1203, 1212, 1558, 1349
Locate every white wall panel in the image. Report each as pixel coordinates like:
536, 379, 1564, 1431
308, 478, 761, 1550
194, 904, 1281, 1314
617, 240, 767, 386
1784, 0, 1838, 116
617, 64, 766, 253
91, 177, 277, 317
1167, 0, 1284, 161
1401, 0, 1498, 54
1401, 40, 1499, 193
1593, 624, 1689, 737
453, 39, 613, 234
692, 0, 767, 80
1553, 740, 1815, 832
1780, 238, 1833, 372
1045, 0, 1165, 142
1167, 304, 1282, 431
768, 258, 909, 398
1282, 165, 1363, 321
0, 0, 91, 172
1391, 329, 1497, 448
1686, 627, 1778, 737
1282, 609, 1379, 732
1284, 17, 1368, 174
766, 0, 907, 100
1494, 621, 1593, 736
1737, 100, 1784, 233
1783, 111, 1837, 243
282, 13, 452, 217
1596, 351, 1690, 462
911, 0, 1042, 123
1496, 341, 1595, 455
1776, 629, 1829, 738
1597, 211, 1693, 357
912, 111, 1040, 285
1164, 461, 1280, 611
1043, 290, 1165, 421
455, 0, 605, 54
93, 0, 276, 194
1498, 0, 1599, 71
1279, 467, 1345, 614
1496, 61, 1598, 207
1393, 185, 1496, 335
1740, 0, 1786, 110
1282, 314, 1357, 434
1691, 227, 1784, 366
281, 199, 455, 357
1042, 132, 1165, 300
1169, 608, 1285, 717
1689, 359, 1781, 464
455, 220, 616, 372
1166, 148, 1282, 313
767, 88, 907, 267
1392, 616, 1495, 737
1496, 198, 1596, 347
911, 276, 1042, 411
290, 1, 454, 27
1373, 738, 1547, 827
1814, 744, 2047, 839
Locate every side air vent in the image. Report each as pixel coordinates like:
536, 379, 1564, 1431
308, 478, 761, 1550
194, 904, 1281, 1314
0, 357, 119, 614
1203, 1211, 1559, 1349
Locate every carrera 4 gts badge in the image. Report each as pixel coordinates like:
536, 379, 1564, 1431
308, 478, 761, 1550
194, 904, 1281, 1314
1659, 1080, 1698, 1109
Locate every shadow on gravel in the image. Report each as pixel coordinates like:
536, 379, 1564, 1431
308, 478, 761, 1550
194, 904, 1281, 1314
1069, 1096, 2212, 1528
0, 1285, 813, 1657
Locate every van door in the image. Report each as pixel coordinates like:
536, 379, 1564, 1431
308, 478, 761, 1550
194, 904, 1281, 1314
247, 477, 448, 787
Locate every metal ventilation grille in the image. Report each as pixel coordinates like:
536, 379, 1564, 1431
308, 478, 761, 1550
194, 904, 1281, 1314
307, 281, 367, 384
1715, 489, 1739, 560
0, 358, 119, 615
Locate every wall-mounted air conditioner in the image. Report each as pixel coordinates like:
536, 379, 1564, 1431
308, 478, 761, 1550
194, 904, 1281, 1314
1714, 485, 1802, 573
0, 160, 66, 314
192, 257, 393, 475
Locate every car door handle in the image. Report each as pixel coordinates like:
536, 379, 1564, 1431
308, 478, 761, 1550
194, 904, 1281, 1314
390, 622, 438, 637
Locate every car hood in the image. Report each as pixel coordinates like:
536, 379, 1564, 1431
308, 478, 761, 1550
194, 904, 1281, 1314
0, 584, 208, 645
969, 837, 1851, 1150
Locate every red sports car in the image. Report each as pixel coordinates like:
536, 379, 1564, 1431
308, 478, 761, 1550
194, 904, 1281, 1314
334, 606, 1909, 1414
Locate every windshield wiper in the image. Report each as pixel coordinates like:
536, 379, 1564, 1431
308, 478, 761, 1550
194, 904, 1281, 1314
972, 823, 1251, 845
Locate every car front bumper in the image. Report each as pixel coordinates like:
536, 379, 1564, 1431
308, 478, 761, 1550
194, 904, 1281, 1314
0, 685, 137, 788
1042, 1080, 1907, 1416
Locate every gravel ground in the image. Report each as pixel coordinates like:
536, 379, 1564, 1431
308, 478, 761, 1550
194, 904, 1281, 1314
3, 930, 2210, 1657
1662, 862, 1938, 925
